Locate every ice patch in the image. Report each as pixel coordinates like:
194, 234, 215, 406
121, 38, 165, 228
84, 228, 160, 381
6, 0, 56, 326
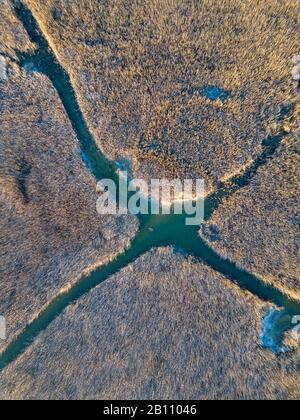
292, 55, 300, 65
181, 85, 231, 102
0, 55, 8, 81
0, 316, 5, 340
292, 65, 300, 81
22, 60, 39, 73
115, 157, 133, 173
200, 86, 231, 102
261, 308, 291, 354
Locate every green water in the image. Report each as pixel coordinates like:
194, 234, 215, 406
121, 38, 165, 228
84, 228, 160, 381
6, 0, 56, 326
0, 1, 299, 371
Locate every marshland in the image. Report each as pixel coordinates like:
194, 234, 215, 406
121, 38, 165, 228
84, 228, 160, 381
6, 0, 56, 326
0, 0, 299, 400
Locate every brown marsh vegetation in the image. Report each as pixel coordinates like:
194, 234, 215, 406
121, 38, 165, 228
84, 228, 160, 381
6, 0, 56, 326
0, 248, 298, 400
0, 0, 299, 400
0, 3, 138, 352
0, 0, 35, 59
202, 105, 300, 300
24, 0, 300, 192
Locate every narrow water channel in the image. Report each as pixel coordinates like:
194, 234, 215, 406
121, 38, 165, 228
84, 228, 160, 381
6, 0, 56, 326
0, 1, 299, 371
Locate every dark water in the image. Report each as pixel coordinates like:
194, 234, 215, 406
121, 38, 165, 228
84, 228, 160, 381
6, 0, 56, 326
0, 1, 299, 371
